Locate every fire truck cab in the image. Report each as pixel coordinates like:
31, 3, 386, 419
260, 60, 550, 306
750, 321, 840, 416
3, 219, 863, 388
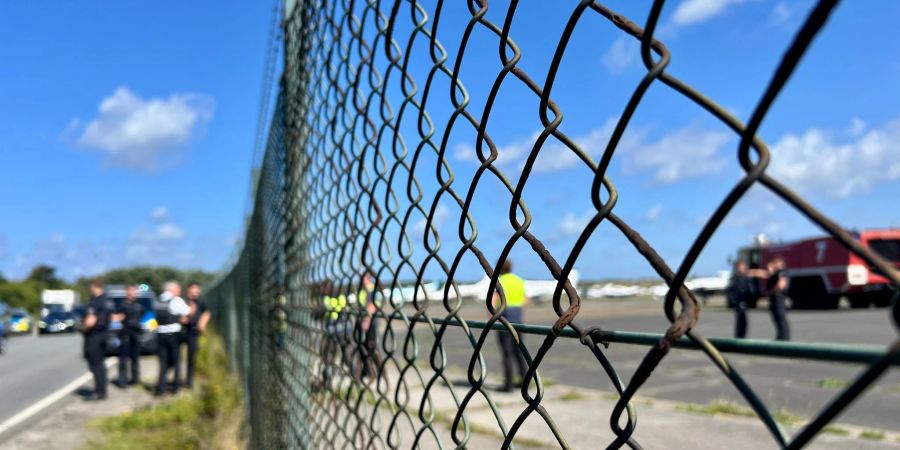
736, 229, 899, 310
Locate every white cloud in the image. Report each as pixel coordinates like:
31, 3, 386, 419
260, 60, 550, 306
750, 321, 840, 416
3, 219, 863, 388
769, 2, 792, 25
602, 37, 637, 74
768, 117, 900, 199
622, 127, 731, 183
126, 208, 188, 262
454, 121, 732, 183
454, 119, 620, 174
151, 206, 170, 222
848, 117, 866, 137
532, 121, 623, 174
453, 131, 539, 167
72, 87, 214, 172
728, 193, 789, 236
646, 204, 664, 222
671, 0, 748, 26
412, 203, 453, 238
551, 211, 594, 242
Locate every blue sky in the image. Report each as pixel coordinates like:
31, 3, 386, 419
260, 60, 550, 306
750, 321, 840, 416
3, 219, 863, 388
1, 1, 899, 282
0, 1, 275, 280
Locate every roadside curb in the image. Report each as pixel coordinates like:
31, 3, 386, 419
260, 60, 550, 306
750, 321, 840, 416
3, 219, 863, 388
0, 358, 116, 442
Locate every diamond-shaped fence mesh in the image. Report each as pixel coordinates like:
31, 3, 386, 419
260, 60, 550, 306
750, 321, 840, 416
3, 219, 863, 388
206, 1, 900, 448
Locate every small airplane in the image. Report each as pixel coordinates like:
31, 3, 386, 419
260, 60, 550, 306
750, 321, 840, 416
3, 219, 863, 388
382, 270, 581, 304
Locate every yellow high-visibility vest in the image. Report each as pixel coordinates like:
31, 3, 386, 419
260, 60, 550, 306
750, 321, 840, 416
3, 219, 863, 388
357, 282, 382, 308
323, 295, 347, 320
498, 273, 526, 307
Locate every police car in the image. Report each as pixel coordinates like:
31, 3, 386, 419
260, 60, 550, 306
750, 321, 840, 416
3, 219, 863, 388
5, 308, 33, 335
104, 284, 159, 356
38, 311, 78, 334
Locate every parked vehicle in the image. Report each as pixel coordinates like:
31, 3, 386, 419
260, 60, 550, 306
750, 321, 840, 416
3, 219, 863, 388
0, 320, 6, 354
38, 311, 78, 334
103, 284, 158, 356
40, 289, 80, 317
735, 229, 900, 309
72, 305, 87, 323
5, 308, 33, 335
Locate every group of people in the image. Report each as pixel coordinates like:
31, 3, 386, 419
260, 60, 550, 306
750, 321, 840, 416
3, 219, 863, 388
317, 273, 382, 388
727, 256, 791, 341
315, 261, 531, 394
80, 279, 210, 401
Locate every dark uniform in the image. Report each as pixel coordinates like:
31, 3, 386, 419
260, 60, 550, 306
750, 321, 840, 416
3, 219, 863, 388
767, 270, 791, 341
154, 294, 187, 395
181, 298, 207, 388
727, 272, 754, 338
116, 299, 143, 386
354, 283, 381, 380
84, 294, 111, 398
321, 293, 348, 388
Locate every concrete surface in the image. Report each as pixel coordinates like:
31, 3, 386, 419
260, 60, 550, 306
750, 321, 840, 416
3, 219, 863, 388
407, 297, 900, 432
0, 333, 87, 428
0, 356, 163, 450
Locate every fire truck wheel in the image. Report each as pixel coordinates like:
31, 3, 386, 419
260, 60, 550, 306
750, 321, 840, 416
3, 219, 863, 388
848, 295, 871, 309
872, 291, 895, 308
788, 277, 834, 310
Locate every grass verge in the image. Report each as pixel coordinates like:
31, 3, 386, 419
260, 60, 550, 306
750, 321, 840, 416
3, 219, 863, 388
860, 429, 885, 441
676, 399, 804, 426
85, 329, 245, 449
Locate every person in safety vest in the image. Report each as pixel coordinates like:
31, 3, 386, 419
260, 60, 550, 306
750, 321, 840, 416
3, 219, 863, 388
492, 260, 530, 392
319, 281, 348, 389
353, 272, 382, 380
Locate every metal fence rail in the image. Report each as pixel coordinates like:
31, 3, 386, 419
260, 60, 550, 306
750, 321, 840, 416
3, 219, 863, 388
206, 1, 900, 448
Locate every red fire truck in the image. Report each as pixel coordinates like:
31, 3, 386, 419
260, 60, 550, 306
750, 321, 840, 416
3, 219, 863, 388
735, 229, 899, 310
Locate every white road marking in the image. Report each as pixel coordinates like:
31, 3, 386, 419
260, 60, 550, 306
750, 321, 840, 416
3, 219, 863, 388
0, 358, 116, 437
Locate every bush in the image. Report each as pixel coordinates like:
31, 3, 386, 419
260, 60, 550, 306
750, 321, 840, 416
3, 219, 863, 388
88, 329, 245, 450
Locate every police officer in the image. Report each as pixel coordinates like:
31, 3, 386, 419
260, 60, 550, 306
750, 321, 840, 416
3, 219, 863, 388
154, 281, 191, 396
181, 282, 210, 388
492, 260, 529, 393
113, 284, 143, 387
81, 279, 111, 401
728, 261, 754, 338
766, 256, 791, 341
320, 281, 347, 389
354, 272, 382, 380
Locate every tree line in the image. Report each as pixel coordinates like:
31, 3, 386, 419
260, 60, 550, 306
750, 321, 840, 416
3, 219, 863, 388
0, 265, 216, 315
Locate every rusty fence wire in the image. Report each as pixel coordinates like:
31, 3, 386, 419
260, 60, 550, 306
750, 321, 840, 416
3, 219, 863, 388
206, 0, 900, 448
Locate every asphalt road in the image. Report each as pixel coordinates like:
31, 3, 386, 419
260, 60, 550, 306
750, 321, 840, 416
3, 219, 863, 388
0, 333, 87, 433
408, 297, 900, 432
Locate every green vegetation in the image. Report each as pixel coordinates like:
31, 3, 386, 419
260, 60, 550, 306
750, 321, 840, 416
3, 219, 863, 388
676, 399, 806, 426
859, 429, 885, 441
0, 265, 66, 314
75, 266, 216, 297
540, 376, 558, 387
773, 410, 804, 426
821, 425, 850, 436
817, 378, 850, 389
86, 330, 244, 450
676, 399, 756, 419
0, 265, 215, 316
559, 390, 586, 402
602, 392, 620, 401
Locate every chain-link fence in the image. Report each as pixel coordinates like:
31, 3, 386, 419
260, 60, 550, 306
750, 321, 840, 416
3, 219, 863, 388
207, 1, 900, 448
